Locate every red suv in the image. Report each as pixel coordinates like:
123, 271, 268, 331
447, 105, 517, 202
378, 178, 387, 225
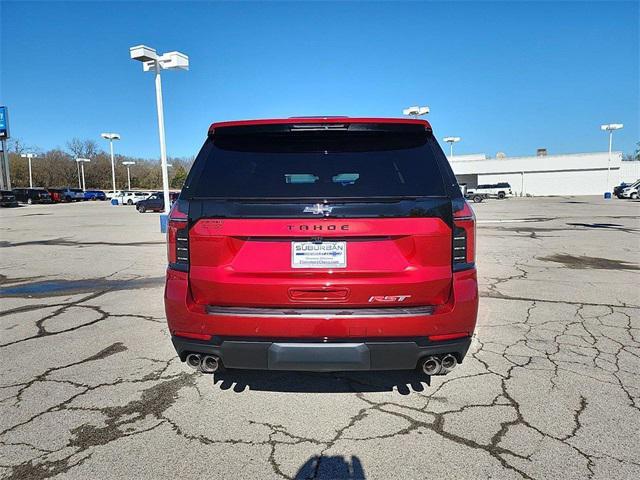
165, 117, 478, 376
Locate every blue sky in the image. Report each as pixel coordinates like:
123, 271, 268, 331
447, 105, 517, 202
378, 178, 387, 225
1, 1, 638, 159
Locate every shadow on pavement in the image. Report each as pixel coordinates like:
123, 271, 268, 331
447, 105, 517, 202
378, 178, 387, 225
295, 455, 365, 480
210, 369, 430, 394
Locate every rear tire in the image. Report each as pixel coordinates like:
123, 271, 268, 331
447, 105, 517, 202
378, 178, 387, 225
498, 192, 506, 199
473, 195, 483, 203
127, 199, 133, 205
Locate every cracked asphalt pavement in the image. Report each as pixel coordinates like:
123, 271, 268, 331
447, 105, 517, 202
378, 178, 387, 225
1, 196, 639, 479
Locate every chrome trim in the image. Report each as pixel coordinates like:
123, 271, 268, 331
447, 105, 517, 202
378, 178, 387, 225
205, 305, 435, 319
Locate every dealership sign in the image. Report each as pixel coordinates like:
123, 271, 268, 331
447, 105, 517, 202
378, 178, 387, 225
0, 107, 9, 139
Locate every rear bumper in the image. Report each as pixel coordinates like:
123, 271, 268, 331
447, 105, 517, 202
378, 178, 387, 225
165, 268, 478, 370
171, 335, 472, 371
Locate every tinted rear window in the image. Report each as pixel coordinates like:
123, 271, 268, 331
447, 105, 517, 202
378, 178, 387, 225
186, 130, 446, 199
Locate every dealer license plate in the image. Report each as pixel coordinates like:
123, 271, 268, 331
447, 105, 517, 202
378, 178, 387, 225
291, 241, 347, 269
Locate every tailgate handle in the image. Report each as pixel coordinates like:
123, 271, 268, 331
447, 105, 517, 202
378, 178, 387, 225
288, 287, 350, 302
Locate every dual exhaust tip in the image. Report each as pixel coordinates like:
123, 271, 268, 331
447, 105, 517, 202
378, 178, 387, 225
187, 352, 456, 375
186, 353, 220, 373
421, 354, 458, 376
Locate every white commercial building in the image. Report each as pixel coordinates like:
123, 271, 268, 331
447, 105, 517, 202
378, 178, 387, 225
448, 151, 637, 196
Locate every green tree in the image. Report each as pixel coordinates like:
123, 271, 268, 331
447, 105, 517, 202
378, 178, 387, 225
170, 165, 188, 188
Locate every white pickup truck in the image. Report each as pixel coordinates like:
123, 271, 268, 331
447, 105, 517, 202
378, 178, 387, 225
466, 183, 513, 202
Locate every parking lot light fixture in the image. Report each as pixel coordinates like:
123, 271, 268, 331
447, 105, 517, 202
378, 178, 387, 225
101, 133, 120, 195
443, 136, 462, 158
130, 44, 189, 216
402, 105, 430, 118
75, 158, 90, 191
76, 161, 81, 188
600, 123, 623, 195
20, 153, 37, 188
122, 161, 135, 190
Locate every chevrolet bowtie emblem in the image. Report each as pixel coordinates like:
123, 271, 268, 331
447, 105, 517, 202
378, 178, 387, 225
303, 204, 333, 215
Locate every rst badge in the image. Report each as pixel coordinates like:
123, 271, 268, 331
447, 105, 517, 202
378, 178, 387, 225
368, 295, 412, 303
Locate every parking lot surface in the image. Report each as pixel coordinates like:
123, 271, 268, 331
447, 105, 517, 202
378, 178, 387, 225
1, 197, 639, 480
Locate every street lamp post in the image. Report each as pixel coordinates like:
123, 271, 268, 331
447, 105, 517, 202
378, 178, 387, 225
402, 105, 430, 119
443, 136, 462, 158
100, 133, 120, 195
20, 153, 37, 188
76, 158, 90, 191
130, 45, 189, 217
76, 161, 82, 189
122, 161, 135, 190
600, 123, 623, 195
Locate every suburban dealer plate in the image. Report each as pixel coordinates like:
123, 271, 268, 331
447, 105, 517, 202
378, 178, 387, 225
291, 241, 347, 269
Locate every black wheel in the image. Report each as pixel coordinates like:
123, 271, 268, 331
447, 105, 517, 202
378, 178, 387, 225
473, 195, 483, 203
127, 199, 133, 205
498, 192, 506, 199
138, 205, 146, 213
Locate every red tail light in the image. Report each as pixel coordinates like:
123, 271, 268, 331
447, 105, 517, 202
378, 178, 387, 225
167, 200, 189, 271
452, 198, 475, 271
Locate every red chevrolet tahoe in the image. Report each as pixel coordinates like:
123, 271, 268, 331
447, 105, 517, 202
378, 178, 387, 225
165, 117, 478, 375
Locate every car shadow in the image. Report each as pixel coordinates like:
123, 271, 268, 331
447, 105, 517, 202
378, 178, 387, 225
295, 455, 365, 479
210, 369, 430, 394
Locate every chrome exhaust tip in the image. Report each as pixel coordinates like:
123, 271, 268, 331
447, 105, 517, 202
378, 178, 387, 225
421, 356, 441, 376
186, 353, 201, 369
441, 354, 458, 373
200, 355, 220, 374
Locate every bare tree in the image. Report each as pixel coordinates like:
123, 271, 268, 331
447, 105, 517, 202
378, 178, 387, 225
8, 138, 29, 155
66, 138, 100, 159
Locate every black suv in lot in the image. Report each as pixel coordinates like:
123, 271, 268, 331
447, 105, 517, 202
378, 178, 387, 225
12, 188, 52, 204
136, 191, 179, 213
0, 190, 19, 207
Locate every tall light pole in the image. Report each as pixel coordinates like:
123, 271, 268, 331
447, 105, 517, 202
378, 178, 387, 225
76, 158, 90, 191
130, 45, 189, 216
600, 123, 623, 195
76, 161, 82, 188
20, 153, 37, 188
100, 133, 120, 195
402, 105, 430, 119
443, 136, 461, 158
122, 161, 135, 190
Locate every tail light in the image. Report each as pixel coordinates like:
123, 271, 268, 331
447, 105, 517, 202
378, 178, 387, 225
452, 198, 476, 271
167, 199, 189, 271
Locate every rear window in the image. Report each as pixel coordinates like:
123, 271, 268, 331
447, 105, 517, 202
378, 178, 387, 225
186, 130, 446, 199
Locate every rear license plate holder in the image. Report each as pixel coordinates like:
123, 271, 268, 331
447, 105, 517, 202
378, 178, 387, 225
291, 241, 347, 269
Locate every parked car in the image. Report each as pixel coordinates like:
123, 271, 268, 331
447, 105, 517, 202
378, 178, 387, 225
12, 188, 52, 204
84, 190, 107, 201
106, 190, 124, 200
0, 190, 19, 207
466, 183, 513, 200
47, 189, 65, 203
619, 180, 639, 199
57, 187, 85, 202
613, 182, 632, 198
165, 116, 478, 376
136, 191, 178, 212
118, 191, 151, 205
